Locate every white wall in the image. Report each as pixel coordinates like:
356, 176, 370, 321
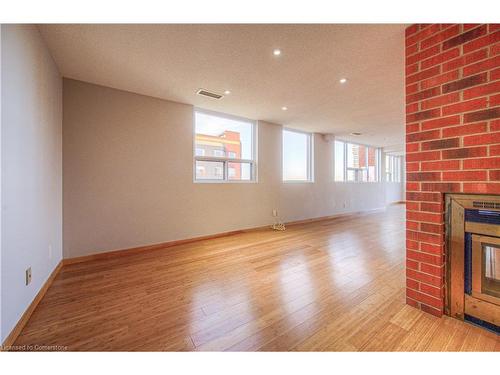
63, 79, 401, 258
1, 25, 62, 343
385, 182, 403, 204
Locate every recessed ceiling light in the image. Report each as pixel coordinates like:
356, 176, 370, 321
350, 132, 362, 136
281, 106, 288, 111
224, 90, 231, 95
273, 49, 282, 56
340, 78, 347, 84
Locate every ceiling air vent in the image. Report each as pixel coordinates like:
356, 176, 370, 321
196, 89, 223, 100
472, 201, 500, 209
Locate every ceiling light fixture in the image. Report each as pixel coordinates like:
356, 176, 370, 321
350, 132, 362, 136
224, 90, 231, 95
281, 106, 288, 111
340, 78, 347, 84
273, 49, 282, 56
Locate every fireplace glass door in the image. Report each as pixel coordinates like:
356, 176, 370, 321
468, 235, 500, 326
479, 242, 500, 299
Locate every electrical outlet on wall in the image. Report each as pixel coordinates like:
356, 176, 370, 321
272, 209, 278, 217
25, 267, 32, 286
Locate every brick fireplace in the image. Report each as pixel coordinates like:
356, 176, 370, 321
405, 24, 500, 317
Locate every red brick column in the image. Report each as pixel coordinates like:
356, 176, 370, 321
405, 24, 500, 317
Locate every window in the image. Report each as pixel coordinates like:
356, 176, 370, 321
196, 165, 205, 175
195, 161, 223, 180
367, 147, 378, 182
346, 143, 368, 182
334, 140, 345, 182
194, 109, 256, 182
385, 154, 402, 182
334, 140, 380, 182
282, 129, 313, 182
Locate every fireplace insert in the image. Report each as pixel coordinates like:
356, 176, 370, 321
446, 194, 500, 334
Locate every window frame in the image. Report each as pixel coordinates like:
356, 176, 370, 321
193, 108, 258, 183
282, 128, 314, 183
334, 139, 381, 183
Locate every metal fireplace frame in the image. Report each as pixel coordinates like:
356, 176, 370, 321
445, 193, 500, 326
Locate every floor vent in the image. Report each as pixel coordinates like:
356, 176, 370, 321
472, 201, 500, 210
196, 89, 223, 100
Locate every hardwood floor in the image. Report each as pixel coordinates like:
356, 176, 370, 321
13, 205, 499, 351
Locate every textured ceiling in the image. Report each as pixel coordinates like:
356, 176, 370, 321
39, 24, 405, 148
